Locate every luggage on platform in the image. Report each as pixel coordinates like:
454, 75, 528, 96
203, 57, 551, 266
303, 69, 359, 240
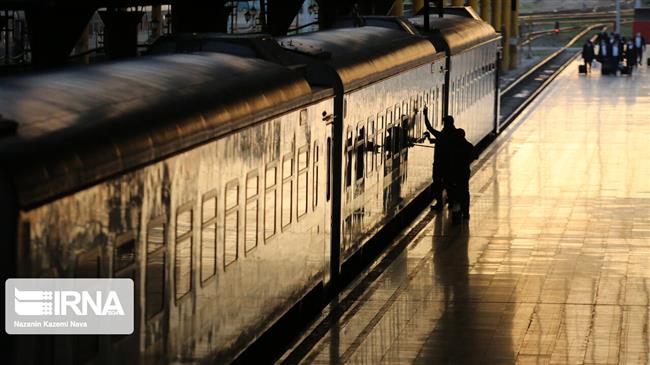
621, 65, 632, 75
579, 64, 587, 74
601, 63, 613, 75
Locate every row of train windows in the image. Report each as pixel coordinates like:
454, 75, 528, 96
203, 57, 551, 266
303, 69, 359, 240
451, 65, 495, 116
105, 140, 322, 319
344, 88, 442, 187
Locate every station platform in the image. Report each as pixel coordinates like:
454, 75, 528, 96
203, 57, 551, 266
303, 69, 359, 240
278, 59, 650, 364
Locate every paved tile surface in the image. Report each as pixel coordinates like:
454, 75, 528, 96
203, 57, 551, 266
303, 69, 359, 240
281, 60, 650, 365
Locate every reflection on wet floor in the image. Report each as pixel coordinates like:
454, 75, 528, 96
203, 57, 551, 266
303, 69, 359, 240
281, 59, 650, 365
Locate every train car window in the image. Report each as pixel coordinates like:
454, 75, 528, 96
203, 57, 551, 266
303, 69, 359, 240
450, 80, 455, 115
367, 117, 375, 175
463, 76, 467, 111
463, 74, 469, 111
176, 206, 192, 238
355, 124, 365, 182
385, 122, 393, 161
432, 88, 437, 128
224, 180, 239, 268
345, 129, 353, 188
245, 171, 259, 253
175, 204, 193, 301
470, 77, 474, 106
146, 218, 166, 319
247, 172, 259, 200
300, 109, 308, 126
326, 138, 331, 202
202, 192, 217, 223
114, 233, 135, 279
226, 180, 239, 210
377, 115, 384, 168
297, 146, 309, 219
264, 164, 278, 240
201, 191, 218, 284
281, 153, 294, 230
416, 96, 423, 138
313, 142, 319, 210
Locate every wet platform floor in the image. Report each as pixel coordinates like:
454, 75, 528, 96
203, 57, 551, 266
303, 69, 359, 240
278, 59, 650, 365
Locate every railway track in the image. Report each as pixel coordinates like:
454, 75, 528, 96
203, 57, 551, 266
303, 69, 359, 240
520, 9, 633, 22
498, 23, 606, 132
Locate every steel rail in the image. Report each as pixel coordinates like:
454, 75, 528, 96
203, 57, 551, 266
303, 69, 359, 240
499, 24, 607, 132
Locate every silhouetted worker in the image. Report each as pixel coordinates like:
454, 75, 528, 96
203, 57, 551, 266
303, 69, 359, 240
448, 129, 477, 221
634, 32, 646, 64
582, 40, 595, 73
423, 107, 456, 210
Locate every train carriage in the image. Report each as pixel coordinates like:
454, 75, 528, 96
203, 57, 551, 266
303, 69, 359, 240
410, 7, 501, 143
276, 26, 445, 276
0, 52, 334, 364
333, 6, 502, 145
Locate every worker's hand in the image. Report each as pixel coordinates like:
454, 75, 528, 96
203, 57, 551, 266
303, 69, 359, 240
423, 105, 428, 116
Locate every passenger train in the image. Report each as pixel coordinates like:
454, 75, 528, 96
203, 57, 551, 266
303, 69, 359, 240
0, 7, 500, 365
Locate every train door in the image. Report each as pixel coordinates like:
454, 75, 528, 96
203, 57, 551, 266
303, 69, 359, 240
352, 122, 366, 241
343, 127, 354, 246
324, 108, 335, 285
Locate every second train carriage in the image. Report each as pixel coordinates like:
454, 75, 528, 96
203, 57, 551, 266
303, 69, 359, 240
276, 26, 445, 271
333, 6, 502, 145
410, 6, 501, 143
0, 52, 334, 364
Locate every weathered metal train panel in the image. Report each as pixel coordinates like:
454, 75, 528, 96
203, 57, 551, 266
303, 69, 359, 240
16, 97, 333, 364
278, 26, 439, 92
448, 41, 499, 144
411, 11, 499, 55
0, 53, 314, 210
340, 59, 446, 261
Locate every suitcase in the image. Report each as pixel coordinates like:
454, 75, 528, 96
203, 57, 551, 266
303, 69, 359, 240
621, 65, 632, 75
578, 64, 587, 74
602, 63, 612, 75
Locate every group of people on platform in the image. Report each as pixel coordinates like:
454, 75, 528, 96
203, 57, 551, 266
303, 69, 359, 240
420, 107, 477, 224
582, 31, 646, 75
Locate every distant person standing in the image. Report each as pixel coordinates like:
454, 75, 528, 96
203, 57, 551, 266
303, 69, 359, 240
598, 37, 611, 74
626, 40, 637, 69
634, 32, 646, 64
582, 40, 595, 73
611, 38, 621, 72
